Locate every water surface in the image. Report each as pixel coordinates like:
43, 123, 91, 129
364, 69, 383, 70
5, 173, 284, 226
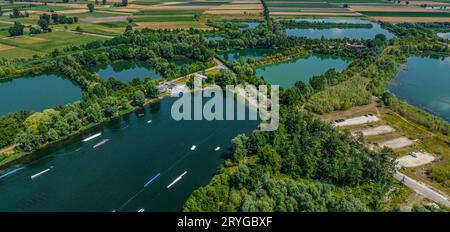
88, 60, 162, 82
284, 18, 395, 39
0, 74, 81, 115
388, 56, 450, 122
256, 54, 352, 88
0, 93, 259, 212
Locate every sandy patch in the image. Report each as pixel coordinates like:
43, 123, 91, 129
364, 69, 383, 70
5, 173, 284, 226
232, 0, 261, 3
79, 16, 129, 23
378, 137, 413, 150
397, 151, 435, 168
54, 9, 89, 14
371, 16, 450, 22
333, 115, 380, 127
204, 9, 263, 14
270, 12, 361, 16
125, 4, 213, 10
2, 36, 47, 44
0, 44, 14, 52
349, 5, 444, 12
352, 125, 396, 137
210, 4, 263, 10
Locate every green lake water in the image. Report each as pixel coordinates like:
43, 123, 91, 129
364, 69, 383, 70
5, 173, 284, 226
0, 74, 81, 116
285, 18, 395, 40
219, 49, 279, 62
88, 60, 162, 82
388, 56, 450, 122
256, 54, 352, 88
0, 93, 259, 212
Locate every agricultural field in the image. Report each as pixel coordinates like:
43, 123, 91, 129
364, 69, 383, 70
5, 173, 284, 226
0, 0, 267, 58
0, 0, 449, 57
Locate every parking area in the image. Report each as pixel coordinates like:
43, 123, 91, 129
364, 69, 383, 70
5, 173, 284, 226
332, 114, 379, 127
352, 125, 395, 137
378, 137, 413, 150
397, 152, 435, 168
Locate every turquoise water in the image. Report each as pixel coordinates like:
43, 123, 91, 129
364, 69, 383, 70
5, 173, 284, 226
388, 56, 450, 122
206, 37, 224, 41
88, 61, 162, 82
256, 54, 352, 88
0, 74, 81, 116
0, 92, 259, 211
219, 48, 279, 62
285, 18, 395, 39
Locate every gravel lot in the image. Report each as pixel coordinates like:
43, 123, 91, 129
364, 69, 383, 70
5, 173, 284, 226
352, 125, 395, 137
397, 152, 435, 168
378, 137, 413, 150
334, 115, 379, 127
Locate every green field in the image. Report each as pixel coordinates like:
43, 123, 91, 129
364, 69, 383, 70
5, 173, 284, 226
362, 11, 450, 17
0, 31, 106, 59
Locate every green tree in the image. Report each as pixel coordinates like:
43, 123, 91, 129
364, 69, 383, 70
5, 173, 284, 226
144, 80, 159, 98
38, 18, 50, 31
132, 90, 145, 106
103, 97, 119, 117
87, 3, 94, 12
257, 144, 282, 173
8, 22, 24, 36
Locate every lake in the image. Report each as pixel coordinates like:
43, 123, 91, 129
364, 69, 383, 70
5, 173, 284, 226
0, 92, 259, 212
256, 54, 352, 88
219, 48, 279, 62
388, 56, 450, 122
284, 18, 395, 40
88, 60, 162, 82
0, 74, 81, 116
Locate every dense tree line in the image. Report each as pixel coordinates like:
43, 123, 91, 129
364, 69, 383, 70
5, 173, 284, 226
184, 106, 395, 212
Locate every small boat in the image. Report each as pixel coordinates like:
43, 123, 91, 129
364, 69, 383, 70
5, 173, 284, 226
144, 173, 161, 188
31, 166, 53, 179
82, 132, 101, 142
167, 171, 187, 189
215, 147, 220, 151
93, 139, 110, 149
138, 208, 145, 212
147, 120, 152, 124
190, 145, 196, 151
0, 167, 24, 180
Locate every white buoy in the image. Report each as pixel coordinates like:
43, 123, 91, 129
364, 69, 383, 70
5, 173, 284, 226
190, 145, 196, 151
147, 120, 152, 123
215, 147, 221, 151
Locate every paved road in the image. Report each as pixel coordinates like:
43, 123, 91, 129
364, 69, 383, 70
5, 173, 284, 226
394, 171, 450, 207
